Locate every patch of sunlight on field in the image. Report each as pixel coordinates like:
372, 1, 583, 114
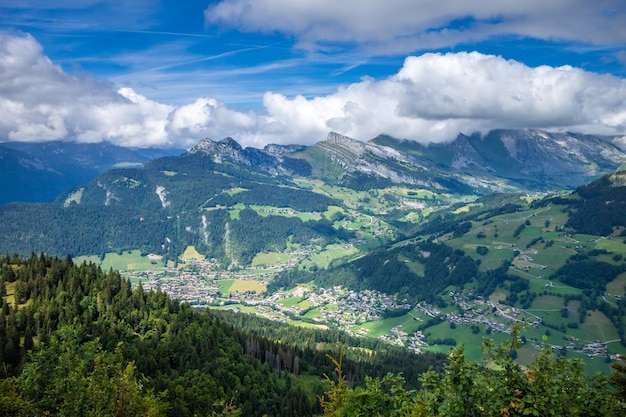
286, 319, 328, 329
606, 272, 626, 296
75, 250, 164, 272
181, 246, 204, 261
308, 244, 359, 269
252, 252, 291, 266
228, 279, 266, 293
4, 281, 16, 307
63, 187, 84, 207
453, 203, 483, 214
161, 170, 176, 176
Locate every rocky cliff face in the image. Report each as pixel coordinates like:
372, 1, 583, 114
189, 137, 248, 165
188, 138, 308, 176
316, 132, 431, 185
186, 129, 626, 193
443, 130, 626, 187
371, 129, 626, 190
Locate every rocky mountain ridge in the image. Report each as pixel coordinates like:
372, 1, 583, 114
187, 129, 626, 193
370, 129, 626, 190
189, 137, 308, 176
3, 128, 626, 205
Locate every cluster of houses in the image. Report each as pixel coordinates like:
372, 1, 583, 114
267, 286, 411, 328
128, 246, 621, 363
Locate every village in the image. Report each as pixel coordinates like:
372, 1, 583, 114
130, 255, 612, 361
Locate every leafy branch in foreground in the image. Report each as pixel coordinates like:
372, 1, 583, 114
321, 324, 626, 416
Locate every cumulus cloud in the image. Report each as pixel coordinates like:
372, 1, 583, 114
167, 98, 258, 138
258, 52, 626, 143
1, 32, 626, 148
0, 32, 175, 147
206, 0, 626, 53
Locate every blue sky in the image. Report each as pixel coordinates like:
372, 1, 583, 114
0, 1, 625, 148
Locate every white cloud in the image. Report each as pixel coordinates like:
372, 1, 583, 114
1, 32, 625, 149
167, 97, 258, 137
206, 0, 626, 53
0, 32, 176, 147
257, 52, 626, 143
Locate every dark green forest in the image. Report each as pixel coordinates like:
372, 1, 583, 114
0, 253, 447, 416
3, 254, 624, 416
272, 241, 482, 304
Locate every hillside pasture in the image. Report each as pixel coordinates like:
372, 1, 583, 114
354, 309, 427, 338
564, 310, 620, 343
252, 251, 292, 266
595, 237, 626, 256
302, 307, 322, 320
524, 276, 582, 296
422, 321, 509, 361
181, 245, 204, 261
286, 318, 328, 329
249, 204, 323, 221
277, 296, 302, 308
74, 250, 164, 272
307, 243, 359, 269
3, 281, 15, 307
528, 294, 567, 310
606, 272, 626, 296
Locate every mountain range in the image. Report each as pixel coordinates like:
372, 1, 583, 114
1, 128, 626, 376
2, 129, 626, 206
191, 129, 626, 193
0, 140, 185, 204
1, 128, 626, 262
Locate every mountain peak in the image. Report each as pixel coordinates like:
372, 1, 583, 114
189, 137, 242, 154
218, 137, 242, 150
327, 132, 357, 144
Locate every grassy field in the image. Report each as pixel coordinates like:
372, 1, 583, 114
74, 250, 165, 272
302, 307, 322, 320
566, 310, 621, 343
278, 296, 302, 307
181, 246, 204, 261
252, 252, 292, 266
422, 321, 509, 361
276, 294, 314, 310
353, 309, 427, 338
517, 276, 582, 296
307, 244, 359, 269
216, 279, 234, 294
216, 279, 266, 294
286, 319, 328, 329
3, 281, 15, 307
606, 272, 626, 296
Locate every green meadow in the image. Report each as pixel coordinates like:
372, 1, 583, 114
74, 250, 164, 272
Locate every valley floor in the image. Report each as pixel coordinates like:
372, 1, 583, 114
124, 252, 622, 375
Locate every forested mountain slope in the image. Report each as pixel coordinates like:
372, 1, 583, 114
0, 141, 185, 204
0, 253, 445, 416
1, 130, 625, 263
